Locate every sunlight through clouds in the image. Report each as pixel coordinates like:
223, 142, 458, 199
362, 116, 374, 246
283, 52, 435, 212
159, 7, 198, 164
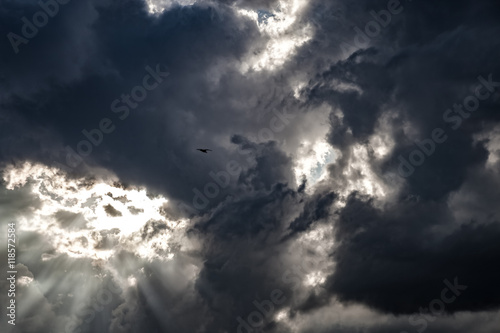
145, 0, 198, 14
2, 1, 500, 332
144, 0, 313, 72
2, 162, 190, 262
236, 0, 313, 72
294, 140, 335, 189
338, 144, 388, 199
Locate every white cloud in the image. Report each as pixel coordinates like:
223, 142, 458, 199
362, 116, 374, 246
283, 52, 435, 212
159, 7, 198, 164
2, 162, 194, 262
236, 0, 313, 72
145, 0, 199, 14
294, 140, 335, 189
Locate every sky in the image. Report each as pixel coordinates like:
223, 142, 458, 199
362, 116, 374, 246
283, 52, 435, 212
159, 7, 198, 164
1, 0, 500, 332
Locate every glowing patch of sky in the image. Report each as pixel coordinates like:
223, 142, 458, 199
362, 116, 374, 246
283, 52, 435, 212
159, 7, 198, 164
2, 162, 190, 262
236, 0, 313, 72
144, 0, 313, 72
294, 141, 335, 189
145, 0, 197, 14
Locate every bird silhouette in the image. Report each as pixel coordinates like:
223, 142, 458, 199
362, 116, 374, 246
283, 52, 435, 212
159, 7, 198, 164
196, 149, 212, 153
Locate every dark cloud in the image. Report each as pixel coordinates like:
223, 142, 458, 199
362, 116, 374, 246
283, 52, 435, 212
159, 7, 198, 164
104, 204, 123, 217
287, 191, 336, 233
54, 210, 89, 230
292, 0, 500, 320
326, 193, 500, 314
2, 0, 500, 332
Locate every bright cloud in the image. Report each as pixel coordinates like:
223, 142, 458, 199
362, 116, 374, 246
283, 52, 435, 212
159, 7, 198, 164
294, 140, 335, 188
2, 162, 192, 262
236, 0, 313, 72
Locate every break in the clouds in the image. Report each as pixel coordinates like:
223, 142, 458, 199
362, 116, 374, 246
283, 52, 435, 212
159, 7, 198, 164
1, 0, 500, 332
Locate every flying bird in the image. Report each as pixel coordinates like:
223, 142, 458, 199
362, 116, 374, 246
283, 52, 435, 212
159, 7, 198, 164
197, 149, 212, 153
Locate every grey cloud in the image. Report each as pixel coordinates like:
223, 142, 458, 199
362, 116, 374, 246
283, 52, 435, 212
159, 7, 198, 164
2, 0, 500, 332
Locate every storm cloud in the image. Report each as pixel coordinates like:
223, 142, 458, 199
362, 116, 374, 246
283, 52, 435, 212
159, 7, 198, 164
1, 0, 500, 332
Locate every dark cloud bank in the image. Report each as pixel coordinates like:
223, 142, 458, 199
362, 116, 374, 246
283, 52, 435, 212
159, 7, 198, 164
1, 0, 500, 332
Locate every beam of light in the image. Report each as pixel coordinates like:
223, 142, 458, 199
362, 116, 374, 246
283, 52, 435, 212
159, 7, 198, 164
2, 162, 205, 332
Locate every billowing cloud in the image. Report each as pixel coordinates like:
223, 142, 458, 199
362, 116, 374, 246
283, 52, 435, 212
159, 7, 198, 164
1, 0, 500, 332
